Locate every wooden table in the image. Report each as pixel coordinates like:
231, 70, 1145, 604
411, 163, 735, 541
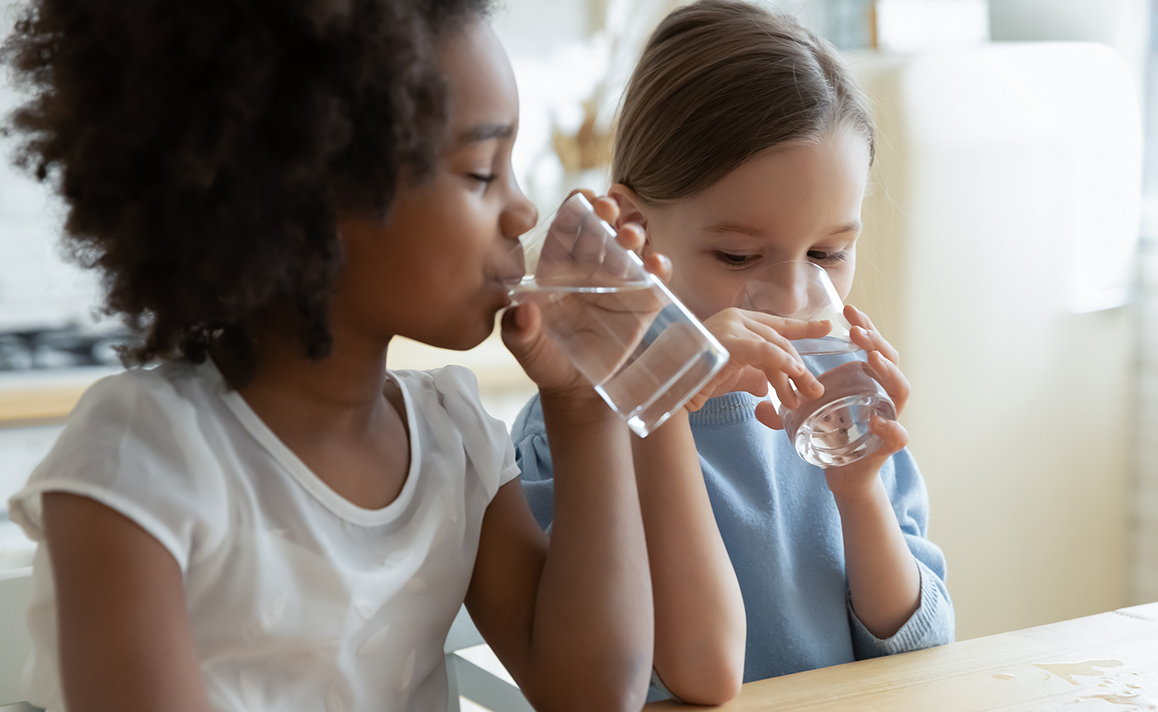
647, 602, 1158, 711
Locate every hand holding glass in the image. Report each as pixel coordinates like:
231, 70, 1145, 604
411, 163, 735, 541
505, 194, 728, 437
737, 261, 895, 467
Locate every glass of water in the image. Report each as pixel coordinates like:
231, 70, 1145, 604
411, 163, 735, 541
505, 194, 728, 437
738, 261, 895, 467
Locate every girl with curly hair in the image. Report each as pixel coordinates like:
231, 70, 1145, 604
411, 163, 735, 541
4, 1, 660, 710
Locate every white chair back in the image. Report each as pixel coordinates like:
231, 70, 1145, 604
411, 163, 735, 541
0, 567, 33, 707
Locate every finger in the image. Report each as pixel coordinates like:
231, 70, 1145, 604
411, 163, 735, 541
567, 188, 598, 203
850, 324, 901, 366
867, 350, 910, 413
844, 303, 869, 329
643, 252, 673, 283
725, 337, 812, 395
742, 311, 833, 341
685, 391, 708, 413
591, 195, 621, 226
754, 400, 785, 430
844, 303, 881, 333
615, 222, 646, 253
500, 302, 541, 355
845, 305, 900, 364
602, 222, 646, 279
768, 370, 800, 410
733, 366, 771, 399
870, 415, 908, 457
736, 315, 824, 400
573, 218, 609, 267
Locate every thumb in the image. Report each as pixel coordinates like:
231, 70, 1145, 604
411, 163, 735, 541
501, 302, 542, 358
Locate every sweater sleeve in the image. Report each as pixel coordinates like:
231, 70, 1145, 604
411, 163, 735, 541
847, 447, 956, 658
510, 393, 557, 533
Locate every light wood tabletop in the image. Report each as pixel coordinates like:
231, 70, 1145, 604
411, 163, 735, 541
647, 602, 1158, 711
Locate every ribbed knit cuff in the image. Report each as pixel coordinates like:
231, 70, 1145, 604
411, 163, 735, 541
687, 391, 768, 428
847, 558, 952, 658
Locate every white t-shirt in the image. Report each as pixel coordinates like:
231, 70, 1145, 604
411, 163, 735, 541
9, 359, 519, 712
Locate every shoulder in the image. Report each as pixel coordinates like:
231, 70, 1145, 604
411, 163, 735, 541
70, 361, 209, 429
392, 365, 518, 498
391, 364, 491, 425
9, 360, 231, 570
49, 361, 216, 466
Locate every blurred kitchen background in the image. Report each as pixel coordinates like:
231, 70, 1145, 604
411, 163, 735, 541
1, 0, 1157, 650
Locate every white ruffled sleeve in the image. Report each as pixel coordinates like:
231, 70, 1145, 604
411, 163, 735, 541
8, 367, 231, 572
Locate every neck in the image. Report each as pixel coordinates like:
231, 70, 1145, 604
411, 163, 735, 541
238, 311, 393, 431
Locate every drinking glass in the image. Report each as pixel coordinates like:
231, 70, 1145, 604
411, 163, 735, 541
737, 261, 895, 467
505, 194, 728, 437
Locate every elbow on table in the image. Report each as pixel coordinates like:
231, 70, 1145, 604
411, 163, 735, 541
659, 646, 745, 706
524, 653, 653, 712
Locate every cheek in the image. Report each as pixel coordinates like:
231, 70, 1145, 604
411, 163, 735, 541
826, 261, 857, 302
668, 261, 748, 319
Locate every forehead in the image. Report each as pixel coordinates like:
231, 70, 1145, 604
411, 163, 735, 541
685, 129, 871, 236
438, 21, 519, 136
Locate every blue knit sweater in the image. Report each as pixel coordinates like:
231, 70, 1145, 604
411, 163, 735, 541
512, 390, 954, 692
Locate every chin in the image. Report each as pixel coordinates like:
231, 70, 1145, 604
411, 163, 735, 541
424, 319, 495, 352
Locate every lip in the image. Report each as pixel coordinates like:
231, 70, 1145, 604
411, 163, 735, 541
491, 281, 514, 307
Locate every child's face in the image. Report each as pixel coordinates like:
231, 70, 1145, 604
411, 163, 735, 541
334, 20, 536, 351
630, 128, 870, 321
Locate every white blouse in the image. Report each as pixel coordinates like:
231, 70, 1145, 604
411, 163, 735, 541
10, 359, 518, 712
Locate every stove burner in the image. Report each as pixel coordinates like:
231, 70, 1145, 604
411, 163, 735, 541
0, 326, 141, 372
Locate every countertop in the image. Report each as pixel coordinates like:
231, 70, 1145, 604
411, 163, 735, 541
648, 601, 1158, 711
0, 334, 532, 427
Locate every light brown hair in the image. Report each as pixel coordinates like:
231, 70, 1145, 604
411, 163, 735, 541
613, 0, 874, 204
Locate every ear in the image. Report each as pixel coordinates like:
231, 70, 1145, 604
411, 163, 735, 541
609, 183, 649, 233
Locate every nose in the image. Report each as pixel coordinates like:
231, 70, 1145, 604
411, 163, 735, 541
774, 271, 810, 317
741, 262, 817, 318
501, 182, 538, 241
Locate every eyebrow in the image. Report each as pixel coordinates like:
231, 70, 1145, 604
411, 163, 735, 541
457, 123, 516, 144
706, 220, 863, 238
706, 222, 766, 238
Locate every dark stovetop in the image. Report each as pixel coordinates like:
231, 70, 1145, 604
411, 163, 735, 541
0, 325, 140, 372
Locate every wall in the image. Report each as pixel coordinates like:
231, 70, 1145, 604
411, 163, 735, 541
0, 2, 103, 333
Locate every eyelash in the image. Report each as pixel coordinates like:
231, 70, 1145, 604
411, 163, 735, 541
807, 250, 848, 264
714, 252, 757, 267
469, 173, 497, 185
713, 250, 848, 267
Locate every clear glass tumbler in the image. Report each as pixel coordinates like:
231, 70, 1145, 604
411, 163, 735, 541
506, 194, 728, 437
738, 261, 895, 467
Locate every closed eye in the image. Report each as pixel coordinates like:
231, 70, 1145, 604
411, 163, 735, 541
714, 252, 758, 267
469, 173, 497, 184
808, 250, 848, 264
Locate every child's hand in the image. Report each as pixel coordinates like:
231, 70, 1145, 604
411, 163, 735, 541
822, 305, 912, 500
685, 308, 832, 426
501, 192, 670, 399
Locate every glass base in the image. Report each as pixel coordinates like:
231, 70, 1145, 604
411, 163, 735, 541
791, 393, 896, 468
600, 343, 728, 437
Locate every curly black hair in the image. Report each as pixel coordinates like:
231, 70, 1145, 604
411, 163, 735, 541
2, 0, 490, 386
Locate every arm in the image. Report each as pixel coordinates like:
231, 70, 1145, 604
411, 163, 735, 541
41, 492, 210, 712
831, 477, 922, 638
466, 195, 654, 711
465, 395, 652, 712
816, 305, 922, 639
630, 308, 836, 703
631, 409, 745, 705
